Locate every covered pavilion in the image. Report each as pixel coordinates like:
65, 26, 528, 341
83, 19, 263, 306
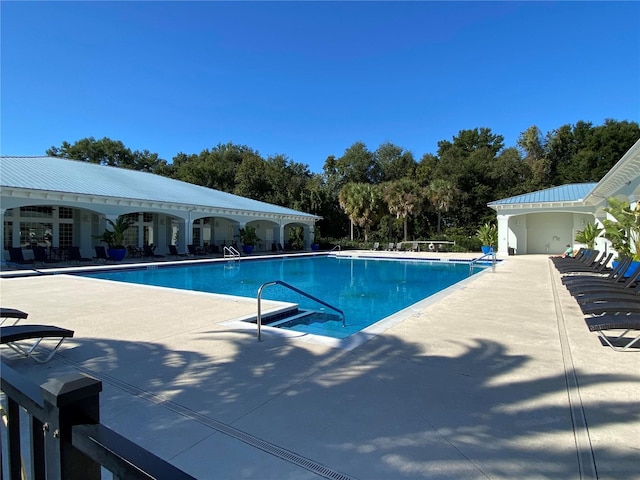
0, 156, 320, 260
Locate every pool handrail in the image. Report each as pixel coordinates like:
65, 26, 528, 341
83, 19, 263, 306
223, 246, 240, 259
469, 251, 497, 273
330, 244, 341, 252
256, 280, 345, 341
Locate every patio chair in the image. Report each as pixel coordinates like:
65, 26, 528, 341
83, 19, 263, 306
94, 245, 116, 263
143, 245, 165, 258
1, 324, 74, 363
551, 248, 589, 267
187, 244, 205, 256
7, 247, 35, 266
584, 314, 640, 351
32, 246, 58, 266
556, 251, 612, 274
581, 300, 640, 316
572, 268, 640, 302
168, 245, 188, 257
387, 243, 395, 251
1, 307, 28, 326
576, 286, 640, 305
549, 248, 598, 268
127, 245, 144, 257
67, 246, 92, 264
372, 242, 379, 251
562, 257, 632, 291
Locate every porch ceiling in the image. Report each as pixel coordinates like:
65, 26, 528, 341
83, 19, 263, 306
584, 138, 640, 204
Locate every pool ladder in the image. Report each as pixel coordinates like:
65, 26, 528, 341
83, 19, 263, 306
223, 246, 240, 260
469, 251, 497, 274
256, 280, 345, 341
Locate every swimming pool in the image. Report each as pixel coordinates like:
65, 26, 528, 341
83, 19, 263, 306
81, 255, 486, 339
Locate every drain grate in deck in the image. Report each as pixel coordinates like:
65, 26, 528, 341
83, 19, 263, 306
64, 359, 356, 480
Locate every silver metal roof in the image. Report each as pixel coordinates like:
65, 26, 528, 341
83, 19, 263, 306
0, 156, 318, 219
488, 183, 597, 207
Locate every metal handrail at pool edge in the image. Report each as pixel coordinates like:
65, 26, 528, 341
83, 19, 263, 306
469, 251, 497, 273
256, 280, 345, 341
223, 246, 240, 259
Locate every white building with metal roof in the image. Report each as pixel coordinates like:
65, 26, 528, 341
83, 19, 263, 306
488, 138, 640, 255
1, 156, 321, 259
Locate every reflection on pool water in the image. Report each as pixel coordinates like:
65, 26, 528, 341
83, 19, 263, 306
82, 255, 486, 339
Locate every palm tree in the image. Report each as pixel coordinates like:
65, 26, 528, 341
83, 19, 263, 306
426, 179, 458, 235
382, 179, 423, 241
338, 183, 383, 242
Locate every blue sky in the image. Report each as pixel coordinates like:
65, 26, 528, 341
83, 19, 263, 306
2, 1, 638, 173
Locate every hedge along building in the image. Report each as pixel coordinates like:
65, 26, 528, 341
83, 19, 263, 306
488, 138, 640, 256
1, 156, 321, 258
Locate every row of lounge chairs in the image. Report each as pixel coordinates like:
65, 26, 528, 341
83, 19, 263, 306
6, 245, 176, 267
1, 308, 73, 363
551, 249, 640, 351
7, 246, 94, 266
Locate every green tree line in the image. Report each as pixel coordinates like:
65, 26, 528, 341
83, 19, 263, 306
46, 119, 639, 247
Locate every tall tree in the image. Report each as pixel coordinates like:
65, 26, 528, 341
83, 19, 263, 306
383, 179, 424, 241
323, 142, 376, 194
47, 137, 168, 173
338, 183, 383, 242
171, 143, 255, 192
374, 142, 417, 183
425, 178, 458, 235
517, 125, 550, 189
233, 155, 270, 200
546, 119, 640, 184
517, 125, 546, 161
432, 128, 506, 230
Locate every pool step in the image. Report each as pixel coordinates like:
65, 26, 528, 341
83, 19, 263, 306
264, 309, 316, 328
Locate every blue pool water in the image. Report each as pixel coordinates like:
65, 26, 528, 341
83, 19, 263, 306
81, 256, 485, 339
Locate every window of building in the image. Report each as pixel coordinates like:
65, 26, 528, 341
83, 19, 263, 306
192, 227, 201, 246
58, 207, 73, 219
59, 223, 73, 249
19, 222, 54, 247
3, 221, 13, 249
20, 206, 53, 218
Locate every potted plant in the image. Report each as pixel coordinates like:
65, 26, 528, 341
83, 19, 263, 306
93, 215, 134, 261
476, 223, 498, 254
602, 197, 640, 276
574, 222, 603, 249
311, 226, 320, 251
238, 226, 260, 254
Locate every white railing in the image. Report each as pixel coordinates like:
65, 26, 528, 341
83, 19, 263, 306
223, 246, 240, 259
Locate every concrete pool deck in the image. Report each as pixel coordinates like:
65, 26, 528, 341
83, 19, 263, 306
1, 253, 638, 479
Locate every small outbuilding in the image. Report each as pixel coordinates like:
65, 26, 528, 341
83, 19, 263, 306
488, 139, 640, 256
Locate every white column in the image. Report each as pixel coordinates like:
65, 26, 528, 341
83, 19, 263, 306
497, 214, 510, 256
0, 209, 5, 254
182, 218, 191, 248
